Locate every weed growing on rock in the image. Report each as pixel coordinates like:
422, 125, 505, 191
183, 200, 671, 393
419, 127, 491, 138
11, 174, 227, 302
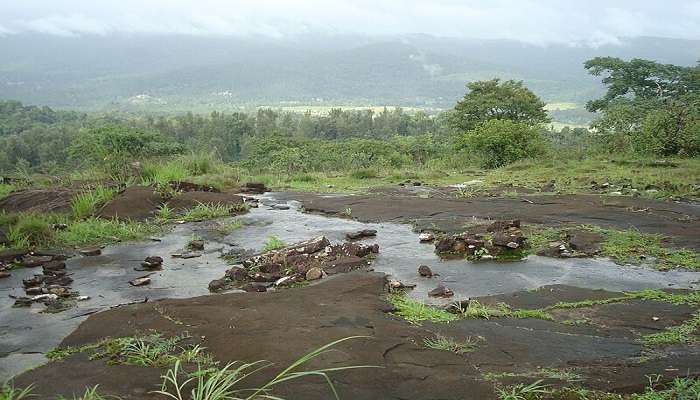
423, 334, 482, 354
154, 336, 376, 400
262, 235, 286, 252
0, 382, 34, 400
71, 185, 117, 220
642, 311, 700, 347
387, 293, 458, 324
181, 203, 240, 222
56, 385, 115, 400
496, 380, 550, 400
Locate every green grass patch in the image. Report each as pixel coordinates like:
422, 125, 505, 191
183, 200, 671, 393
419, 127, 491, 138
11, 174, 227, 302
71, 185, 117, 220
588, 226, 700, 270
642, 311, 700, 347
0, 183, 15, 198
423, 334, 483, 354
0, 382, 34, 400
55, 218, 161, 247
262, 235, 286, 252
387, 293, 459, 324
180, 202, 247, 222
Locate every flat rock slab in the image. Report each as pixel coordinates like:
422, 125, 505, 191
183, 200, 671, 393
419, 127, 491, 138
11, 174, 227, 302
98, 186, 164, 221
289, 192, 700, 251
15, 273, 699, 399
0, 188, 75, 214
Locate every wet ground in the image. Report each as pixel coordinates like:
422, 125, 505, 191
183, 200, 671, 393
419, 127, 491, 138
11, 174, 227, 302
3, 192, 700, 381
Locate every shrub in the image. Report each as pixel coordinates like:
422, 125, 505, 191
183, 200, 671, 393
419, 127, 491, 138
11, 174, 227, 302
7, 213, 56, 248
462, 120, 545, 169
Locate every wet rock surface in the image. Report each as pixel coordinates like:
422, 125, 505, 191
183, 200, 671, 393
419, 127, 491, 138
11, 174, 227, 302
97, 186, 164, 221
13, 275, 700, 399
208, 235, 379, 292
3, 191, 700, 396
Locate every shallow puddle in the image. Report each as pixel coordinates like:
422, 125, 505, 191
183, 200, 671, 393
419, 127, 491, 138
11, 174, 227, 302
1, 192, 699, 378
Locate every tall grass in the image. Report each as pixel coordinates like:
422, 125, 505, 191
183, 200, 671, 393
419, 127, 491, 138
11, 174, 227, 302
71, 185, 117, 220
0, 382, 34, 400
155, 336, 376, 400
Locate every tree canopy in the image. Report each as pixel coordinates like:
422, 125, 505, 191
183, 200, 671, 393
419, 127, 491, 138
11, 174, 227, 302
449, 79, 550, 132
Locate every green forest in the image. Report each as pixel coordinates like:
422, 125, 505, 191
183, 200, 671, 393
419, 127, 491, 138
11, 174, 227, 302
1, 56, 698, 199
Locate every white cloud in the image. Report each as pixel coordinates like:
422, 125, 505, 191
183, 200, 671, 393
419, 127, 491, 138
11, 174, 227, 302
0, 0, 698, 44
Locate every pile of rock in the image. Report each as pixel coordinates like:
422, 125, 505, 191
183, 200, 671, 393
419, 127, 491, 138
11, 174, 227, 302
537, 230, 603, 258
434, 220, 525, 260
209, 235, 379, 293
11, 253, 84, 312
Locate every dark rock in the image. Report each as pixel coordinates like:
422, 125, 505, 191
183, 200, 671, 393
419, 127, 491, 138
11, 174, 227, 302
144, 256, 163, 265
225, 266, 249, 281
42, 261, 66, 272
79, 247, 101, 257
241, 283, 268, 292
23, 275, 45, 288
19, 255, 53, 268
25, 286, 43, 295
305, 267, 323, 281
568, 231, 604, 255
187, 240, 205, 251
323, 256, 366, 274
271, 204, 290, 210
44, 275, 73, 286
169, 181, 220, 193
253, 272, 283, 282
412, 181, 422, 186
418, 265, 433, 278
428, 285, 454, 298
487, 220, 521, 232
208, 279, 227, 292
240, 182, 268, 194
258, 263, 283, 274
13, 297, 33, 307
492, 231, 525, 249
0, 249, 29, 262
346, 229, 377, 240
0, 271, 10, 279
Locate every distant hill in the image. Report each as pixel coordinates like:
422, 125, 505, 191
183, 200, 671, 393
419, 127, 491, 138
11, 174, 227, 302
0, 33, 698, 112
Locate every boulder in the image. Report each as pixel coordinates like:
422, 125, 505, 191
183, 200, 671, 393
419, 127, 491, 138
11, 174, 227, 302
418, 265, 433, 278
428, 285, 454, 298
305, 267, 323, 281
187, 240, 205, 251
225, 266, 250, 281
208, 279, 227, 292
346, 229, 377, 240
568, 231, 604, 255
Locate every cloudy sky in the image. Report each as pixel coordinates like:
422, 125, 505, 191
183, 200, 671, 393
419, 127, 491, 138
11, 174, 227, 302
1, 0, 699, 46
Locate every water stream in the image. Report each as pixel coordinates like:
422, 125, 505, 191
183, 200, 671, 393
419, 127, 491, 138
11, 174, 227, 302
2, 192, 699, 378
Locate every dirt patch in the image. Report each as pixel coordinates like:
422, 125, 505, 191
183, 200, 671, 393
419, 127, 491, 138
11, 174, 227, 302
13, 276, 700, 399
0, 188, 75, 214
286, 191, 700, 251
165, 191, 244, 211
97, 186, 164, 221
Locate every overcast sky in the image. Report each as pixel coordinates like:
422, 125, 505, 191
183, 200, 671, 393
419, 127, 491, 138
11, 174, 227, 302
1, 0, 699, 46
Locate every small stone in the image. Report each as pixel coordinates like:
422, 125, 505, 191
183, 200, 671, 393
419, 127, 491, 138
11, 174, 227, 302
25, 286, 43, 295
42, 261, 66, 272
77, 295, 90, 301
305, 267, 323, 281
610, 191, 623, 196
225, 265, 249, 281
20, 255, 53, 268
79, 247, 101, 257
271, 204, 290, 210
418, 265, 433, 278
652, 316, 660, 321
129, 276, 151, 286
428, 285, 454, 298
418, 232, 435, 242
506, 241, 520, 249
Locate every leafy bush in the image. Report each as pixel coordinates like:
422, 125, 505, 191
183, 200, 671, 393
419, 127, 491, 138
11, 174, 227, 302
461, 120, 545, 168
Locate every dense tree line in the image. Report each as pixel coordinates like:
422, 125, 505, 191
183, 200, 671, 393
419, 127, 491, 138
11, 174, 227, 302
0, 57, 697, 175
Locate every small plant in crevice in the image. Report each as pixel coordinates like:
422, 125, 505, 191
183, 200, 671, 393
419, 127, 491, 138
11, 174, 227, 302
262, 235, 286, 252
0, 382, 34, 400
423, 334, 483, 354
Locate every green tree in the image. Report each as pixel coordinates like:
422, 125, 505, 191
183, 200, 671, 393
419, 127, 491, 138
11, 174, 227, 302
449, 79, 549, 132
585, 57, 700, 156
460, 120, 545, 169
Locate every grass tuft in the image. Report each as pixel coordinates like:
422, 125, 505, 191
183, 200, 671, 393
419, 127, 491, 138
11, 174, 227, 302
262, 235, 286, 252
0, 382, 34, 400
423, 334, 482, 354
387, 293, 458, 324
